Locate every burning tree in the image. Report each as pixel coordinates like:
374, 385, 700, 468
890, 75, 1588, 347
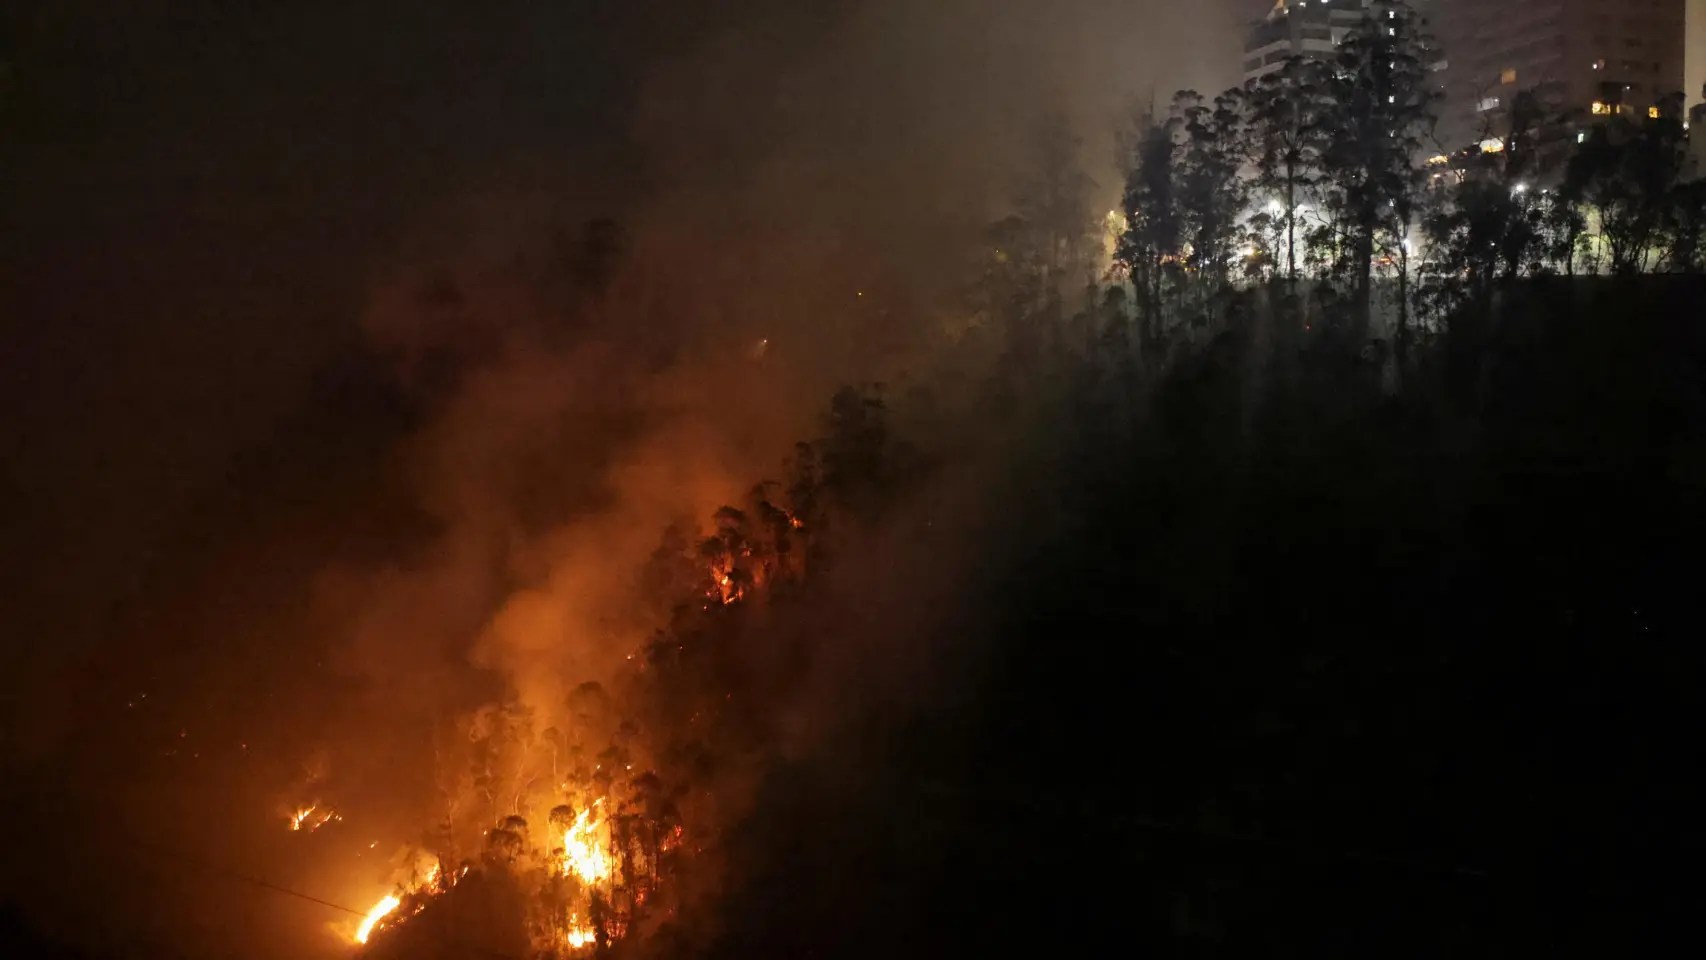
342, 383, 919, 957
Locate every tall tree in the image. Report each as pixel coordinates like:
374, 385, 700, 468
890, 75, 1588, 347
1418, 91, 1553, 323
1118, 109, 1183, 351
1566, 94, 1691, 275
1244, 55, 1330, 287
1316, 0, 1440, 342
1174, 89, 1252, 290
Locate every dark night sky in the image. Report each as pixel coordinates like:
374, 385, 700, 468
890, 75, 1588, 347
2, 2, 807, 748
2, 0, 1240, 697
6, 2, 635, 660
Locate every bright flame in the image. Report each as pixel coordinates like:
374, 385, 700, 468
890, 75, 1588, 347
561, 803, 611, 885
354, 894, 400, 945
565, 916, 596, 950
289, 805, 340, 832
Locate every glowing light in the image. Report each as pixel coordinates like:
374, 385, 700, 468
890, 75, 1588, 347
350, 859, 446, 946
355, 894, 400, 944
289, 805, 340, 832
565, 916, 597, 950
561, 802, 612, 885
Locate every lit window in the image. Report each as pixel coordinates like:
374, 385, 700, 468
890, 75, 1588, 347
1501, 68, 1518, 84
1577, 131, 1587, 143
1479, 138, 1506, 153
1648, 106, 1660, 119
1591, 100, 1611, 115
1477, 96, 1501, 112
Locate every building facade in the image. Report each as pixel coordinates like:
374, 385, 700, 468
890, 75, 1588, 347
1241, 0, 1371, 84
1432, 0, 1690, 153
1689, 0, 1706, 112
1691, 92, 1706, 178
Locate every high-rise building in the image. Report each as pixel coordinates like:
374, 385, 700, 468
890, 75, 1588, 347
1241, 0, 1371, 85
1690, 94, 1706, 178
1432, 0, 1690, 153
1689, 0, 1706, 112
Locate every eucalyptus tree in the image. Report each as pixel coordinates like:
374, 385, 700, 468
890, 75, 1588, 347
1118, 109, 1183, 348
1316, 0, 1441, 344
1243, 55, 1331, 287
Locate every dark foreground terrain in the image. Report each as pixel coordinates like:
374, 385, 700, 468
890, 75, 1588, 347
704, 278, 1706, 957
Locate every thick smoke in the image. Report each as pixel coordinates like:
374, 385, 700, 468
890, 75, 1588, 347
2, 2, 1236, 956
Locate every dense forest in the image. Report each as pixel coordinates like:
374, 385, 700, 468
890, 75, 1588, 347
6, 1, 1706, 957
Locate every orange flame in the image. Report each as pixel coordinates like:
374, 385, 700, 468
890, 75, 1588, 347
354, 894, 400, 945
564, 915, 596, 950
561, 802, 611, 885
288, 805, 340, 832
352, 860, 444, 946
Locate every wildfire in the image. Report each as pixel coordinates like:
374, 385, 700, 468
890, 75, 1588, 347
661, 823, 685, 852
564, 916, 596, 950
354, 894, 400, 945
561, 802, 611, 885
289, 805, 340, 832
352, 860, 445, 947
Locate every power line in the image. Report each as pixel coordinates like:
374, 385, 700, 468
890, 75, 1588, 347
120, 834, 365, 916
121, 835, 530, 960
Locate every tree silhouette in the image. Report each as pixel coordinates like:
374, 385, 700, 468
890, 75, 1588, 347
1316, 1, 1439, 341
1119, 108, 1183, 352
1244, 56, 1330, 287
1567, 94, 1691, 274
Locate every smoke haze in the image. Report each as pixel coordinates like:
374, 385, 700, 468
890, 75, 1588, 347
3, 2, 1237, 956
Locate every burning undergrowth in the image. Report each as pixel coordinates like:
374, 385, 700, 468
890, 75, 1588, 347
317, 376, 929, 958
278, 197, 953, 956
